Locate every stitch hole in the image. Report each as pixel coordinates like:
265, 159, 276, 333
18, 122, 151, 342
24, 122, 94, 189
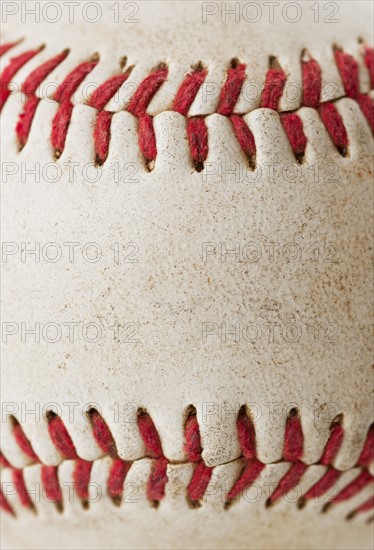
184, 404, 197, 426
265, 497, 273, 508
45, 410, 58, 422
119, 56, 127, 69
331, 414, 343, 427
191, 61, 205, 73
86, 408, 118, 458
268, 55, 282, 71
288, 407, 298, 418
297, 497, 306, 509
322, 502, 332, 513
346, 510, 356, 520
55, 500, 64, 514
230, 57, 241, 69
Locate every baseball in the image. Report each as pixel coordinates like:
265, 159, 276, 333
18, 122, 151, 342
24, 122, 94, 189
1, 1, 373, 549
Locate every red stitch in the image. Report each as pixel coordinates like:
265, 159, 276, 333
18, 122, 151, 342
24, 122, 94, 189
12, 469, 34, 509
47, 413, 78, 460
329, 469, 373, 504
354, 495, 374, 514
268, 461, 307, 504
50, 100, 74, 156
0, 488, 15, 516
283, 411, 304, 462
88, 72, 129, 111
0, 452, 11, 468
108, 458, 131, 503
0, 41, 21, 57
318, 102, 349, 155
184, 409, 213, 503
11, 417, 39, 462
302, 57, 322, 108
226, 459, 265, 503
22, 50, 69, 96
237, 406, 257, 460
187, 117, 208, 170
261, 66, 287, 110
187, 462, 213, 502
89, 71, 131, 164
127, 66, 168, 117
173, 66, 207, 116
49, 59, 98, 155
357, 424, 374, 467
16, 96, 40, 147
89, 410, 117, 458
138, 114, 157, 163
357, 94, 374, 134
217, 62, 246, 116
93, 110, 112, 164
137, 410, 168, 503
363, 46, 374, 88
0, 47, 42, 111
320, 421, 344, 465
302, 467, 341, 501
184, 412, 203, 463
137, 410, 163, 459
54, 60, 98, 103
280, 113, 307, 161
229, 114, 256, 162
73, 459, 93, 502
334, 48, 360, 99
41, 465, 62, 505
15, 51, 69, 147
147, 456, 168, 503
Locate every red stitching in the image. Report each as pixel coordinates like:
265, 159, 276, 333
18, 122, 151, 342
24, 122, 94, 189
301, 467, 341, 502
137, 409, 168, 503
173, 65, 207, 115
350, 495, 374, 517
138, 113, 157, 164
0, 46, 42, 111
320, 419, 344, 465
280, 113, 307, 162
226, 406, 265, 505
364, 46, 374, 87
318, 102, 349, 156
1, 43, 373, 167
187, 117, 208, 171
41, 465, 62, 508
1, 488, 15, 516
16, 50, 69, 147
11, 417, 39, 462
47, 411, 78, 460
357, 424, 374, 467
302, 55, 322, 108
89, 70, 131, 163
0, 40, 21, 58
217, 61, 246, 116
12, 469, 34, 510
261, 62, 287, 110
51, 59, 98, 156
327, 469, 373, 507
1, 410, 373, 516
184, 408, 213, 504
229, 114, 256, 166
73, 459, 92, 504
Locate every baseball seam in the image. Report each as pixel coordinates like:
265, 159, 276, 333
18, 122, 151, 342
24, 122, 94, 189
0, 41, 373, 171
1, 407, 373, 518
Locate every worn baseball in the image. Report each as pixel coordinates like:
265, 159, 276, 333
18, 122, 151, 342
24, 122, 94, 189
1, 1, 373, 549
